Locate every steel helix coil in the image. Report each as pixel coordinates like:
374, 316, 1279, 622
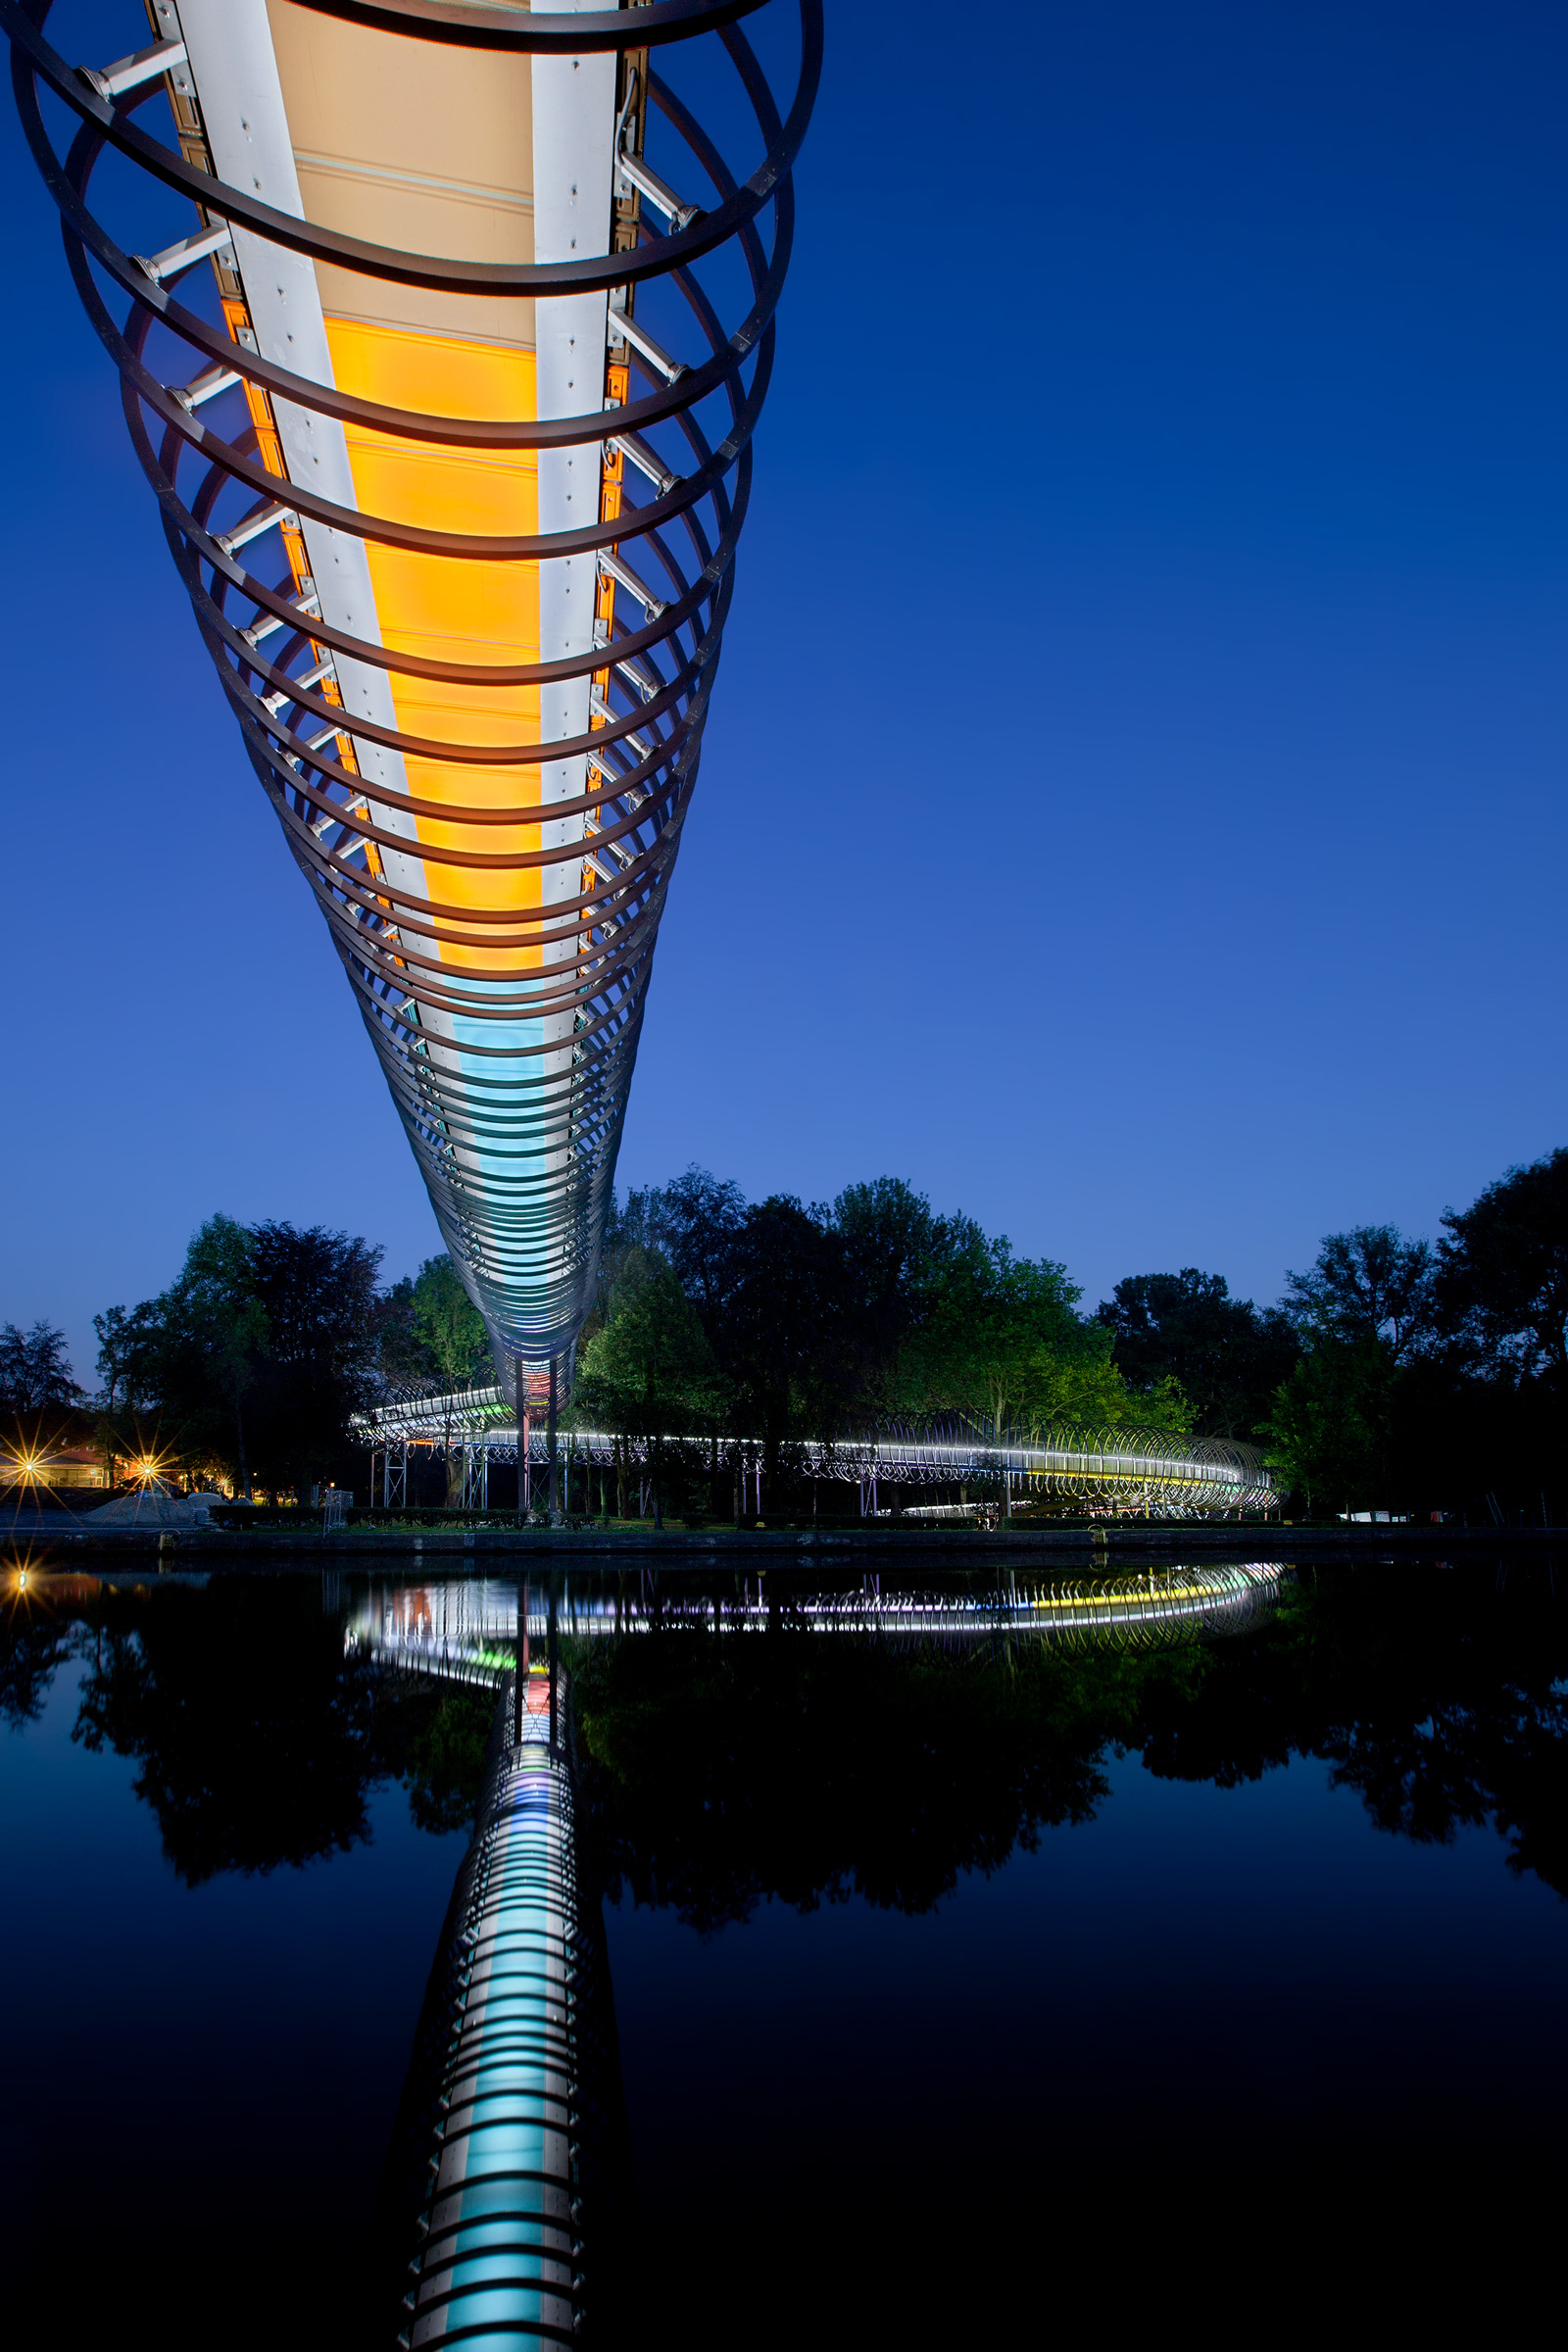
7, 0, 820, 1375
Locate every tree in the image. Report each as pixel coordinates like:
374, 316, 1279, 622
91, 1298, 180, 1488
111, 1217, 384, 1499
832, 1177, 945, 1413
709, 1197, 851, 1486
93, 1304, 160, 1414
244, 1222, 383, 1499
1263, 1339, 1397, 1516
1027, 1324, 1189, 1430
407, 1254, 490, 1391
0, 1320, 82, 1414
1284, 1226, 1434, 1361
574, 1247, 719, 1523
372, 1276, 432, 1397
625, 1166, 747, 1324
87, 1227, 270, 1494
894, 1229, 1177, 1517
399, 1254, 491, 1503
1097, 1270, 1298, 1439
173, 1216, 269, 1498
1433, 1149, 1568, 1380
630, 1176, 903, 1471
903, 1227, 1098, 1432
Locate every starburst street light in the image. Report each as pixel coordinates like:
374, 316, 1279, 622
1, 1442, 58, 1490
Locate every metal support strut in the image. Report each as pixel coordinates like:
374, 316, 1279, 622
547, 1352, 560, 1522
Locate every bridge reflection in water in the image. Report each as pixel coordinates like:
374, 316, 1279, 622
387, 1647, 612, 2351
368, 1562, 1282, 2346
354, 1562, 1285, 1688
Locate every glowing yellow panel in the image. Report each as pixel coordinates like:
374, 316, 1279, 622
322, 319, 545, 971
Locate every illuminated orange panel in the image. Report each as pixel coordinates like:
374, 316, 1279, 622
321, 318, 544, 976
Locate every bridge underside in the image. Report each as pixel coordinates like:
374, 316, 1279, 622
10, 0, 818, 1379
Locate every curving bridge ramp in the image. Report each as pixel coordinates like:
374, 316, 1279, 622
359, 1393, 1278, 1516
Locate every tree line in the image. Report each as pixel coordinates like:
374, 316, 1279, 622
571, 1149, 1568, 1520
4, 1145, 1565, 1516
573, 1172, 1187, 1516
1, 1218, 468, 1503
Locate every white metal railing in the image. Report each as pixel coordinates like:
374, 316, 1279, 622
353, 1394, 1276, 1512
348, 1566, 1287, 1681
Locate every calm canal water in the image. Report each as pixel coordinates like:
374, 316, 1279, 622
2, 1553, 1564, 2343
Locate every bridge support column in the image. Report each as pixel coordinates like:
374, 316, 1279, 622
514, 1357, 533, 1522
548, 1577, 559, 1752
516, 1577, 528, 1743
547, 1353, 560, 1521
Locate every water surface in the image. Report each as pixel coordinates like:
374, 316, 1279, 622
2, 1555, 1562, 2342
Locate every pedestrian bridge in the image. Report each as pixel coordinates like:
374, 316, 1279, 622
358, 1394, 1275, 1518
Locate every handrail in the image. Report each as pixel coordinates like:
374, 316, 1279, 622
355, 1395, 1277, 1511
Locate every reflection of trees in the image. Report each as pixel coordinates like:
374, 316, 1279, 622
403, 1691, 494, 1836
1136, 1564, 1568, 1896
0, 1585, 81, 1728
575, 1563, 1568, 1928
573, 1629, 1181, 1932
69, 1578, 491, 1882
18, 1562, 1563, 1912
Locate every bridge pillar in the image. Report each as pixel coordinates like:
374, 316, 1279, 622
547, 1353, 560, 1520
514, 1356, 529, 1524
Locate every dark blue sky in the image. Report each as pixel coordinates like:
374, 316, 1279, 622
3, 0, 1565, 1382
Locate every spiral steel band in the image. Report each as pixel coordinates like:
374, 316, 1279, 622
7, 0, 820, 1376
357, 1396, 1279, 1516
375, 1660, 626, 2347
